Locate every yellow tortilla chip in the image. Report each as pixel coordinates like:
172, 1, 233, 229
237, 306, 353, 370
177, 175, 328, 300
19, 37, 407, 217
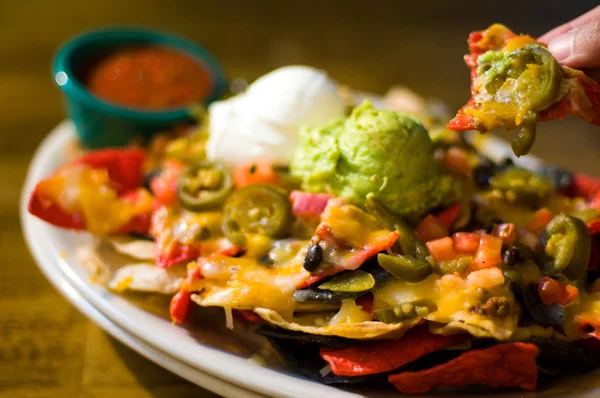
76, 241, 185, 295
427, 310, 518, 340
253, 308, 420, 340
106, 236, 156, 260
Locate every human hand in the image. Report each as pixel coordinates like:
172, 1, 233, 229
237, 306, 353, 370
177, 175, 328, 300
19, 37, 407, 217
539, 6, 600, 80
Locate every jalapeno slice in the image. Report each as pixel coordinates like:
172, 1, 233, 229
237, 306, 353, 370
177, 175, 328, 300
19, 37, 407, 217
177, 161, 233, 211
223, 184, 292, 239
540, 214, 591, 282
477, 44, 563, 156
365, 195, 429, 260
478, 44, 562, 112
373, 300, 437, 324
489, 167, 553, 207
318, 270, 376, 293
378, 253, 432, 282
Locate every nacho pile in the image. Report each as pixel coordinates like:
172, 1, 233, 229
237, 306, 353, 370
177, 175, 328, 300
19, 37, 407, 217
28, 26, 600, 395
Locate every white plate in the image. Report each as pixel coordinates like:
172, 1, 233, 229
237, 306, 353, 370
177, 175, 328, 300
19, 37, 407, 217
21, 121, 600, 398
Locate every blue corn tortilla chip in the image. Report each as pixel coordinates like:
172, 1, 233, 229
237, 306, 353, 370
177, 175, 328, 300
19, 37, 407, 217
265, 336, 366, 384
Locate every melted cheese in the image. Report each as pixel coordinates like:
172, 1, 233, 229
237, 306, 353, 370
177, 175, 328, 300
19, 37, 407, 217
563, 291, 600, 340
189, 243, 310, 316
39, 165, 153, 235
373, 271, 517, 338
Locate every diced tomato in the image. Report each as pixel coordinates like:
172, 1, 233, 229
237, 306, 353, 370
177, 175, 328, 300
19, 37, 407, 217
426, 237, 458, 263
150, 159, 185, 207
560, 285, 580, 306
73, 148, 146, 194
472, 234, 502, 269
526, 208, 554, 235
290, 191, 331, 218
492, 223, 517, 245
434, 203, 463, 231
440, 148, 471, 176
452, 232, 480, 254
157, 242, 200, 268
233, 160, 279, 188
415, 215, 449, 242
170, 290, 192, 324
538, 276, 579, 306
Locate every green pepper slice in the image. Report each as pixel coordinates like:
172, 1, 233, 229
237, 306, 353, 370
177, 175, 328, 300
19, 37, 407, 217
373, 300, 437, 324
223, 184, 292, 239
433, 256, 472, 275
489, 167, 553, 207
378, 253, 432, 282
318, 270, 375, 293
365, 195, 429, 260
177, 161, 233, 211
540, 214, 591, 282
477, 44, 563, 157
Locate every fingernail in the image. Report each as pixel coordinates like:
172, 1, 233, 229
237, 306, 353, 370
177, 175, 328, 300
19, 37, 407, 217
548, 30, 575, 61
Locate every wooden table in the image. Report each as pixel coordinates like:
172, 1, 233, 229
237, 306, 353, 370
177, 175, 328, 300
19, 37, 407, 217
1, 1, 599, 397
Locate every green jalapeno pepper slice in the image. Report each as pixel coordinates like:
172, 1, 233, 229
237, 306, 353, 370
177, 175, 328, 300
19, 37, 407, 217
477, 44, 563, 156
318, 270, 375, 293
540, 214, 591, 282
177, 161, 233, 211
489, 167, 553, 207
223, 184, 292, 239
365, 195, 429, 260
478, 44, 562, 111
373, 299, 437, 324
433, 256, 472, 275
378, 253, 432, 282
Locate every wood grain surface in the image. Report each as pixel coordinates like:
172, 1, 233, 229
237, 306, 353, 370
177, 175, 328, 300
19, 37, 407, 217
1, 1, 599, 397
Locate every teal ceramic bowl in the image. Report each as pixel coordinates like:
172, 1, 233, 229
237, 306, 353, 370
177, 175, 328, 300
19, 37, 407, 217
52, 27, 226, 148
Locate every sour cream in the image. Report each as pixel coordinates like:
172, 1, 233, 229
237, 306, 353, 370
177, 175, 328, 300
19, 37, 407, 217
206, 65, 345, 165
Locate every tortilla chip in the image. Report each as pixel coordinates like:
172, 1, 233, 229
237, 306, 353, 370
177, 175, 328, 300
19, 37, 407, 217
253, 308, 420, 340
320, 325, 469, 376
427, 310, 518, 340
388, 342, 539, 394
76, 241, 185, 294
108, 263, 186, 294
106, 236, 156, 260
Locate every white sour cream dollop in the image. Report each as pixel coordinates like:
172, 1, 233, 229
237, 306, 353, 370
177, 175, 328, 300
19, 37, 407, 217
206, 65, 345, 166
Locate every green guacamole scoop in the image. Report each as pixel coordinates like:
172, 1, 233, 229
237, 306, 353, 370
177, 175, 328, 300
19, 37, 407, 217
290, 101, 459, 219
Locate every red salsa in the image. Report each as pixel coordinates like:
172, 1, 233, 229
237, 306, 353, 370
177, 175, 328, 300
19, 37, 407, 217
82, 45, 212, 110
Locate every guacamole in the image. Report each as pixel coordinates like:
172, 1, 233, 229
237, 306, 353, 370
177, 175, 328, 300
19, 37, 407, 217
290, 102, 459, 219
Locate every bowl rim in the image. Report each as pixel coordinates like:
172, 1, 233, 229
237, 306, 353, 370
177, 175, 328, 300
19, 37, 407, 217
52, 26, 227, 121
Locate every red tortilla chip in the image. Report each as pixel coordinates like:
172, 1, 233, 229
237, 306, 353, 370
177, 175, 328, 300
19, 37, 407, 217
388, 342, 539, 394
448, 25, 600, 132
320, 326, 469, 376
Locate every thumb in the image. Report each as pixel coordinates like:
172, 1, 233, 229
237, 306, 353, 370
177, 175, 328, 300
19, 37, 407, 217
547, 19, 600, 69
